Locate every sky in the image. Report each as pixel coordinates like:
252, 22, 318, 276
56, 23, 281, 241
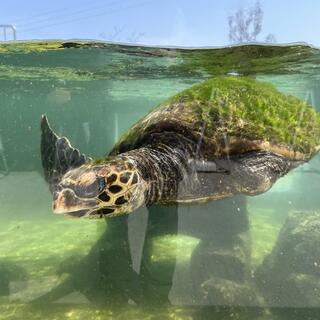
0, 0, 319, 47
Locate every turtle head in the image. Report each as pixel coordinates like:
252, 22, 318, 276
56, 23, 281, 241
53, 160, 147, 218
40, 115, 147, 218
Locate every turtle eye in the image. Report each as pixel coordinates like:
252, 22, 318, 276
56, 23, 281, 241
73, 176, 106, 198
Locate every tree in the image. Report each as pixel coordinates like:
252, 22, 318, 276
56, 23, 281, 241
228, 1, 276, 44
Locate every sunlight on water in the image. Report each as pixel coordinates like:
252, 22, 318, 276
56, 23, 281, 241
1, 41, 320, 319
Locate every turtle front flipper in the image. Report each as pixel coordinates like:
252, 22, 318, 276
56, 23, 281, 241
40, 115, 89, 193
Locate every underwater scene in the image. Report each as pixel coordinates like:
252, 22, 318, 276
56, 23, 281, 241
1, 41, 320, 319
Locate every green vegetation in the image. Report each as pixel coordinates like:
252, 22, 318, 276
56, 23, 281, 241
0, 65, 94, 81
0, 41, 317, 81
174, 44, 317, 76
0, 41, 107, 54
171, 76, 320, 156
113, 76, 320, 158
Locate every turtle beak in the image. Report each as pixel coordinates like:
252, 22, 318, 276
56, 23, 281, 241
52, 188, 99, 217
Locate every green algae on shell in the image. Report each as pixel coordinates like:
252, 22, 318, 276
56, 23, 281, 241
111, 76, 320, 161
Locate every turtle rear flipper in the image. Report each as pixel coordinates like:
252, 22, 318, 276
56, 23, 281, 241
40, 115, 89, 193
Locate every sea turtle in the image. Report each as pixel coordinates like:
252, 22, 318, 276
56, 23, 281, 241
41, 76, 320, 219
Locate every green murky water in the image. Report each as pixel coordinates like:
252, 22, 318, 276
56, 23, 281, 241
1, 41, 320, 319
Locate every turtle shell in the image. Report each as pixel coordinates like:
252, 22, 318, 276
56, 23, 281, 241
110, 76, 320, 161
